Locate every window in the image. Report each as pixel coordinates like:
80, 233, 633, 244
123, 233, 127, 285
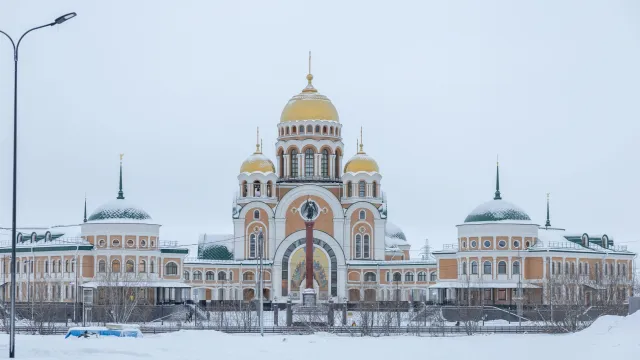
52, 260, 56, 273
579, 263, 583, 275
16, 260, 20, 274
430, 272, 437, 281
622, 264, 627, 277
470, 240, 477, 248
355, 234, 362, 259
595, 263, 600, 278
604, 263, 608, 276
243, 272, 254, 281
471, 261, 478, 275
358, 181, 366, 197
139, 260, 146, 273
65, 260, 70, 273
242, 181, 248, 197
229, 271, 233, 281
290, 149, 298, 177
150, 260, 155, 273
564, 263, 569, 275
405, 272, 414, 282
498, 261, 507, 274
483, 261, 492, 275
393, 272, 402, 282
201, 271, 212, 280
183, 271, 190, 281
513, 240, 520, 248
98, 239, 106, 247
484, 289, 492, 301
113, 239, 120, 247
347, 182, 353, 197
525, 241, 530, 248
462, 241, 466, 249
299, 125, 305, 134
218, 271, 227, 281
249, 234, 257, 258
126, 260, 135, 273
512, 261, 520, 275
253, 181, 261, 197
372, 182, 377, 197
359, 210, 366, 220
484, 240, 491, 248
363, 234, 371, 258
193, 270, 202, 281
98, 260, 106, 273
498, 240, 506, 248
45, 261, 49, 273
418, 272, 427, 281
304, 148, 314, 177
498, 289, 507, 301
386, 272, 390, 282
315, 125, 320, 133
112, 260, 120, 273
165, 262, 178, 276
267, 182, 272, 197
127, 239, 135, 247
321, 149, 329, 178
462, 261, 467, 275
364, 272, 376, 282
253, 210, 260, 219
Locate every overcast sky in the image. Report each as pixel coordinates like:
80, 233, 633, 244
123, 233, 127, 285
0, 1, 638, 255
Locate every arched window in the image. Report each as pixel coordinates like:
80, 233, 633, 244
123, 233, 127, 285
359, 210, 366, 220
579, 263, 583, 275
150, 260, 155, 274
139, 260, 146, 273
192, 270, 202, 281
393, 272, 402, 282
512, 261, 520, 275
330, 126, 334, 135
292, 126, 297, 135
98, 260, 106, 273
321, 149, 329, 178
253, 210, 260, 219
355, 234, 362, 258
16, 260, 20, 274
65, 260, 70, 273
483, 261, 492, 275
609, 263, 613, 276
299, 125, 305, 134
279, 152, 284, 177
418, 272, 427, 281
165, 262, 178, 276
364, 272, 376, 282
571, 262, 575, 275
304, 148, 314, 177
595, 263, 600, 277
23, 262, 27, 274
183, 271, 190, 281
565, 262, 569, 275
405, 272, 414, 282
315, 125, 320, 133
471, 261, 478, 275
363, 234, 371, 258
347, 182, 353, 197
243, 271, 254, 281
218, 271, 227, 281
266, 181, 272, 197
229, 271, 233, 281
286, 127, 290, 135
307, 125, 313, 133
242, 181, 248, 197
604, 262, 608, 276
52, 260, 56, 273
206, 271, 215, 281
385, 272, 390, 282
358, 181, 366, 197
462, 262, 467, 275
249, 234, 257, 258
498, 261, 507, 274
112, 260, 121, 273
372, 181, 377, 197
253, 181, 261, 197
126, 260, 135, 273
323, 126, 327, 134
430, 272, 437, 281
290, 149, 298, 177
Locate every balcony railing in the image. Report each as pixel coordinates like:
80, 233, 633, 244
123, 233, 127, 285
277, 176, 341, 183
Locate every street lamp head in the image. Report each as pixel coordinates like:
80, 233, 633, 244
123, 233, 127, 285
53, 12, 77, 25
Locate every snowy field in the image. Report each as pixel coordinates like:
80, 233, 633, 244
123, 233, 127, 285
0, 312, 638, 359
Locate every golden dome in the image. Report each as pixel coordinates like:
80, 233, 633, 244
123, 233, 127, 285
240, 151, 275, 174
344, 144, 379, 173
280, 74, 339, 122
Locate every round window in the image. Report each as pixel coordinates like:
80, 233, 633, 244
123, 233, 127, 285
140, 240, 147, 247
150, 241, 155, 247
127, 239, 135, 247
98, 239, 106, 247
525, 241, 530, 248
483, 240, 491, 248
113, 239, 120, 247
470, 240, 477, 248
513, 240, 520, 248
498, 240, 506, 248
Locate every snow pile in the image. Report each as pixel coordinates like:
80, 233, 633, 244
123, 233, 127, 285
464, 199, 531, 223
385, 221, 408, 247
87, 198, 153, 222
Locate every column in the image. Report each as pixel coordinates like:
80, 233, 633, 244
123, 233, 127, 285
330, 155, 336, 179
315, 154, 321, 176
260, 183, 266, 197
283, 154, 290, 177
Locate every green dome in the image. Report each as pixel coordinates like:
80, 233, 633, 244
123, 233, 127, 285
464, 199, 531, 223
87, 199, 152, 222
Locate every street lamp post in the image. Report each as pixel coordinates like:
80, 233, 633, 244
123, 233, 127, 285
0, 12, 77, 358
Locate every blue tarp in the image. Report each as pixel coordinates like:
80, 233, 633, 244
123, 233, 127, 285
65, 328, 142, 339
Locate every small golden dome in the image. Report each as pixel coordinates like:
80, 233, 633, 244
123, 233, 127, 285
240, 152, 275, 174
344, 150, 379, 173
280, 73, 339, 122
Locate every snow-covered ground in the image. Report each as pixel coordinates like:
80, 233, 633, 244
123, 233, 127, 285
0, 312, 638, 359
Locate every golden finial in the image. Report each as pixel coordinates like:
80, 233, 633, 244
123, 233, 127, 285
255, 127, 260, 153
359, 127, 364, 152
260, 139, 263, 153
547, 192, 550, 200
303, 51, 316, 93
119, 153, 124, 162
496, 154, 499, 166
